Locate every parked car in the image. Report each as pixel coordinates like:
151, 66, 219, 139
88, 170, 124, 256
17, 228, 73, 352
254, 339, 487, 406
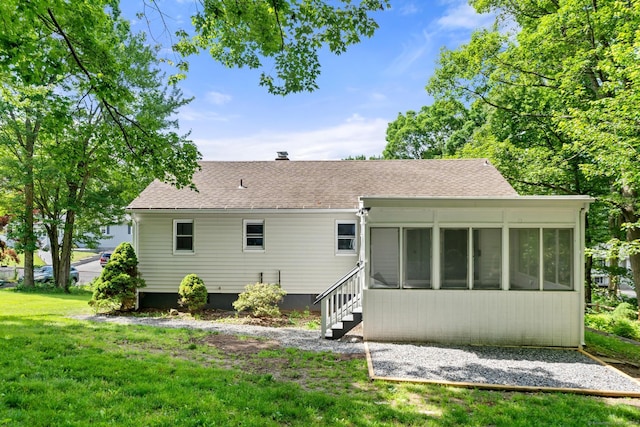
34, 265, 79, 284
99, 252, 111, 267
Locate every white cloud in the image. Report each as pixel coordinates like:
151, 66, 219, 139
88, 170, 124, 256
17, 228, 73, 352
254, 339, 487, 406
178, 106, 238, 123
436, 2, 495, 31
193, 114, 389, 161
205, 91, 232, 105
399, 3, 419, 15
370, 92, 387, 102
385, 29, 432, 75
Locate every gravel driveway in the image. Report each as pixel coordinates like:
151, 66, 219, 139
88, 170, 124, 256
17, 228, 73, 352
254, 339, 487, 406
367, 342, 640, 395
76, 315, 640, 395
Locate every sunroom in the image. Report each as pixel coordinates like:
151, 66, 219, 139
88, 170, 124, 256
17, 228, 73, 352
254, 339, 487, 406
359, 196, 592, 347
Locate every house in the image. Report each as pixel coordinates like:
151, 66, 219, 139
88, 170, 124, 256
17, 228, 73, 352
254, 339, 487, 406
97, 221, 133, 251
127, 158, 592, 347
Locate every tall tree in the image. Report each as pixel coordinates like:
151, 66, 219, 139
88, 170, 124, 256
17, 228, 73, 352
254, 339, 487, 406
2, 0, 384, 290
384, 99, 484, 159
0, 1, 200, 290
423, 0, 640, 303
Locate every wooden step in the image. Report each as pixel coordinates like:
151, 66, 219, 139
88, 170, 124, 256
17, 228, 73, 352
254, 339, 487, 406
326, 311, 362, 340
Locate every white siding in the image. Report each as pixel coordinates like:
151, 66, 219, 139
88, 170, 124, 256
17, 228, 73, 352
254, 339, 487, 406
97, 223, 132, 250
134, 212, 359, 294
360, 199, 588, 347
362, 289, 582, 347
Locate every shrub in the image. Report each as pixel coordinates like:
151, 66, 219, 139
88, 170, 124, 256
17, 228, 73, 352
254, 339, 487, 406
586, 307, 640, 341
585, 313, 613, 332
612, 302, 637, 321
89, 242, 145, 312
233, 282, 287, 318
612, 319, 639, 340
178, 274, 208, 312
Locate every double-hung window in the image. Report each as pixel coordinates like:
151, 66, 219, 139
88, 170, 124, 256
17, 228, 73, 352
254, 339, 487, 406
336, 221, 357, 255
244, 220, 265, 251
174, 219, 194, 253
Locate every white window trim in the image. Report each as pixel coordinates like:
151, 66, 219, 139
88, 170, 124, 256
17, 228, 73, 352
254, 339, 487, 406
336, 220, 358, 256
173, 219, 195, 255
243, 219, 265, 252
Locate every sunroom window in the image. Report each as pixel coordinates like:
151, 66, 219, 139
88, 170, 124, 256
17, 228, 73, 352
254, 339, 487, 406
403, 228, 432, 288
509, 228, 539, 290
473, 228, 502, 290
543, 229, 573, 290
509, 228, 574, 291
441, 229, 468, 289
370, 227, 399, 288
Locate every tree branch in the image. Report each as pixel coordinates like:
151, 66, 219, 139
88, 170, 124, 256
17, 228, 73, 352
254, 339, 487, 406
270, 0, 286, 51
506, 177, 576, 194
41, 8, 143, 157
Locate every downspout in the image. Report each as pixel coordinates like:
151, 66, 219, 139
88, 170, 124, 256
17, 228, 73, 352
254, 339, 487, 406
132, 214, 140, 310
357, 201, 369, 338
579, 205, 588, 348
357, 201, 368, 289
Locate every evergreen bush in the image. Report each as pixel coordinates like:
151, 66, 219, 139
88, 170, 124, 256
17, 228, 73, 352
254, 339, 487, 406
233, 282, 286, 318
89, 242, 145, 312
178, 274, 208, 312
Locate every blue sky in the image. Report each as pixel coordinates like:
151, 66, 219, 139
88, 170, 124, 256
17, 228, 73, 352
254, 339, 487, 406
122, 1, 493, 161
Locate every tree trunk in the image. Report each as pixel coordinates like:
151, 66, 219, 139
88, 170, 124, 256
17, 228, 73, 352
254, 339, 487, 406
607, 251, 620, 298
585, 254, 593, 304
22, 122, 36, 288
620, 201, 640, 320
45, 224, 61, 288
627, 226, 640, 321
58, 211, 75, 292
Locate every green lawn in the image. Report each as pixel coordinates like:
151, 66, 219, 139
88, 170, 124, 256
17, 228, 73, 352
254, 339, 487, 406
71, 250, 98, 263
1, 250, 97, 269
1, 288, 639, 426
1, 253, 46, 268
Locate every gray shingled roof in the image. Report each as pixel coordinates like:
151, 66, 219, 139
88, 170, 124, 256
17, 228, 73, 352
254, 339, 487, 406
128, 159, 518, 210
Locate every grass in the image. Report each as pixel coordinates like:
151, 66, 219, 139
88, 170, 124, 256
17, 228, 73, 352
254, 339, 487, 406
585, 329, 640, 364
1, 250, 97, 270
71, 250, 98, 263
1, 288, 639, 426
1, 253, 46, 268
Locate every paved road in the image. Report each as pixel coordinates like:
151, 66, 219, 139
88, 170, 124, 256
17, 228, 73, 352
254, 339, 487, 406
620, 283, 636, 299
76, 259, 102, 285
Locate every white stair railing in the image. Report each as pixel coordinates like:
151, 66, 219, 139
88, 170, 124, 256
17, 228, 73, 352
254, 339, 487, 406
313, 262, 365, 338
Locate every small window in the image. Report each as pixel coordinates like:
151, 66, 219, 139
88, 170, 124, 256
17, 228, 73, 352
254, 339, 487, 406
174, 220, 194, 253
244, 220, 264, 251
127, 224, 132, 235
336, 221, 357, 254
